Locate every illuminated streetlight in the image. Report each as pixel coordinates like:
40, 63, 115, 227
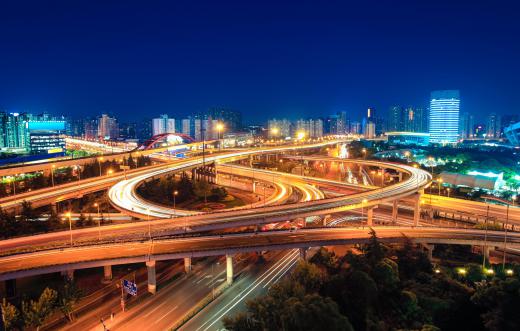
173, 190, 179, 216
97, 157, 104, 176
107, 169, 113, 176
94, 202, 101, 240
362, 148, 367, 160
457, 268, 467, 276
506, 269, 514, 276
65, 211, 73, 246
297, 131, 305, 140
216, 123, 224, 151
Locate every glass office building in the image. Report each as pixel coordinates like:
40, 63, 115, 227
429, 90, 460, 144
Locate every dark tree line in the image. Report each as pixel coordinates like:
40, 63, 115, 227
224, 232, 520, 331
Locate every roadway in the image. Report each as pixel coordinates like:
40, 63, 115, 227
0, 226, 518, 281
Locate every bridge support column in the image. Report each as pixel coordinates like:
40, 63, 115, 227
226, 255, 234, 285
146, 260, 157, 294
483, 246, 494, 263
398, 172, 403, 182
299, 247, 307, 260
184, 257, 192, 273
413, 192, 422, 226
424, 244, 434, 261
367, 207, 374, 226
103, 265, 112, 283
392, 200, 399, 223
61, 269, 74, 281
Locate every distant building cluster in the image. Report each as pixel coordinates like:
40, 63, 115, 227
0, 112, 66, 155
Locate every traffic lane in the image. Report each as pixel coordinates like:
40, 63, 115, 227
179, 250, 298, 331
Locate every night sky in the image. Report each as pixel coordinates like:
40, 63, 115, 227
1, 0, 519, 124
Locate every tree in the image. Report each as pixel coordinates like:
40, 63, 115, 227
364, 228, 386, 265
2, 298, 20, 330
22, 287, 58, 331
290, 261, 324, 293
58, 281, 82, 322
76, 213, 86, 228
194, 179, 212, 202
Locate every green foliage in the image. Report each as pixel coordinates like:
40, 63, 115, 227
22, 287, 58, 330
58, 281, 83, 322
471, 278, 520, 331
2, 298, 20, 330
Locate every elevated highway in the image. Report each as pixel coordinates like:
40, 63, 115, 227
0, 226, 516, 281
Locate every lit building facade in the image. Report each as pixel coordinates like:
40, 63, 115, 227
268, 118, 291, 139
97, 114, 119, 140
152, 114, 176, 136
429, 90, 460, 144
486, 112, 501, 138
504, 121, 520, 146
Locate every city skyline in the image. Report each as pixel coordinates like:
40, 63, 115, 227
1, 0, 519, 123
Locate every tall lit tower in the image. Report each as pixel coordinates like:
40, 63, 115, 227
429, 90, 460, 144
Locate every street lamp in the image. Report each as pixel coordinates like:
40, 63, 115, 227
98, 157, 104, 176
447, 188, 451, 198
271, 127, 279, 140
438, 178, 443, 196
94, 202, 101, 240
173, 190, 178, 216
107, 169, 113, 176
362, 148, 367, 159
216, 123, 224, 151
65, 212, 73, 246
296, 131, 305, 141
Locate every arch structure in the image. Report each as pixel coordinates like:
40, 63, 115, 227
138, 133, 196, 150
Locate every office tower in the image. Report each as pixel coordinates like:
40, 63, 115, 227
459, 112, 474, 139
97, 114, 119, 140
366, 107, 384, 135
136, 119, 152, 142
83, 117, 98, 139
181, 118, 191, 136
486, 113, 501, 138
205, 107, 242, 132
364, 121, 376, 139
429, 90, 460, 144
268, 119, 291, 138
412, 107, 428, 133
325, 115, 341, 134
338, 111, 347, 134
1, 112, 30, 149
387, 106, 404, 132
152, 114, 176, 136
294, 118, 323, 138
350, 121, 361, 134
27, 115, 66, 154
119, 122, 137, 139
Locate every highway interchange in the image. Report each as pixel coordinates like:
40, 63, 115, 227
0, 139, 518, 330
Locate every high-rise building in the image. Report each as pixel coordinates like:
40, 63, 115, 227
429, 90, 460, 144
295, 118, 323, 138
350, 121, 361, 134
268, 119, 291, 138
181, 118, 191, 136
387, 106, 404, 132
205, 107, 242, 132
97, 114, 119, 140
152, 114, 176, 136
364, 121, 376, 139
325, 115, 341, 135
459, 112, 474, 139
119, 122, 137, 139
486, 113, 501, 138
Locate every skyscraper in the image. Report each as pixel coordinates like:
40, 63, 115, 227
486, 113, 501, 138
268, 119, 291, 138
152, 114, 176, 136
429, 90, 460, 144
459, 112, 474, 139
97, 114, 119, 140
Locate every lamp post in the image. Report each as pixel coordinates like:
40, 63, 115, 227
147, 208, 151, 240
98, 157, 104, 176
447, 188, 451, 198
65, 212, 73, 246
216, 123, 224, 151
107, 169, 113, 176
94, 202, 100, 240
503, 203, 510, 269
362, 148, 367, 160
438, 178, 443, 196
173, 190, 178, 216
50, 165, 56, 187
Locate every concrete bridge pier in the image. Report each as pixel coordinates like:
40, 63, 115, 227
424, 244, 434, 261
226, 254, 234, 285
299, 247, 307, 260
61, 269, 74, 281
103, 265, 112, 283
367, 207, 374, 226
146, 260, 156, 294
483, 246, 494, 263
392, 200, 399, 223
184, 257, 192, 273
413, 191, 423, 226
